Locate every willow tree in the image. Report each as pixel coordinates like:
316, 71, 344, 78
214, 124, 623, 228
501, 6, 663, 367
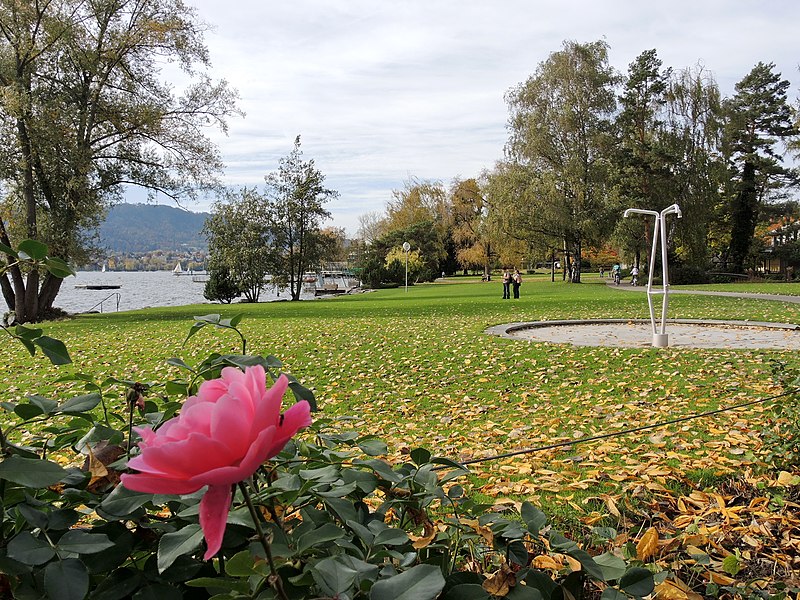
504, 40, 619, 282
0, 0, 239, 322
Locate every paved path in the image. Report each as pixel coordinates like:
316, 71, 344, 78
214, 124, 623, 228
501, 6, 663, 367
606, 281, 800, 304
486, 284, 800, 349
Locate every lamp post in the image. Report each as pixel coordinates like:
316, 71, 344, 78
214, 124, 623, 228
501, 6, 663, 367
623, 203, 682, 347
402, 242, 411, 293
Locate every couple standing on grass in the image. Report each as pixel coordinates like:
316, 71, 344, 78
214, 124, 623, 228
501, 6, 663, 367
502, 268, 522, 299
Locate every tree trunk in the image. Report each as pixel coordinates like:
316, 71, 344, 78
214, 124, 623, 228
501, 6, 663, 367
38, 273, 64, 313
571, 240, 582, 283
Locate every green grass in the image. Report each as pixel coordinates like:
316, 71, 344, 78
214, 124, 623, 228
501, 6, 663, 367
4, 277, 798, 518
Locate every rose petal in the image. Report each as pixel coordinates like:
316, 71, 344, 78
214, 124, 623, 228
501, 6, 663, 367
265, 401, 312, 458
199, 484, 233, 560
210, 388, 253, 456
252, 374, 289, 432
128, 433, 238, 478
120, 473, 202, 495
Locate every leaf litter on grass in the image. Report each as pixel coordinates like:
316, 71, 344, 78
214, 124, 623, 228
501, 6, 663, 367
10, 282, 800, 593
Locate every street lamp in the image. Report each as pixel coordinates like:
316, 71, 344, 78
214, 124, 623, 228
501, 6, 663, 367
623, 203, 682, 347
402, 242, 411, 293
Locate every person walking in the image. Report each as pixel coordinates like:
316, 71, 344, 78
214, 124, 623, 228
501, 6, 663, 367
501, 269, 511, 299
512, 269, 522, 299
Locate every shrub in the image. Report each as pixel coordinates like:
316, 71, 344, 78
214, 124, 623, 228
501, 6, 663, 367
204, 266, 242, 303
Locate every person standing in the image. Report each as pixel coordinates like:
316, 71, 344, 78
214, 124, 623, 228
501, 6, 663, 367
501, 269, 511, 299
512, 269, 522, 299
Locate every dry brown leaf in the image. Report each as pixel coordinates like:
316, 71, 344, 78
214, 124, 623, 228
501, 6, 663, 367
482, 563, 515, 597
410, 520, 437, 549
532, 554, 563, 571
637, 526, 659, 561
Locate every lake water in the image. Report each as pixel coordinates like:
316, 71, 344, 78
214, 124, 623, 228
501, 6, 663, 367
15, 271, 310, 314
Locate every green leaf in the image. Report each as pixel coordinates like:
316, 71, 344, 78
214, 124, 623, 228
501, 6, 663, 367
524, 569, 557, 598
28, 395, 59, 415
44, 257, 76, 278
8, 532, 56, 565
372, 528, 409, 547
57, 530, 115, 555
57, 393, 101, 414
358, 436, 388, 456
295, 523, 345, 554
166, 357, 194, 371
521, 502, 548, 535
157, 525, 204, 573
0, 240, 17, 257
224, 550, 258, 577
88, 568, 142, 600
34, 336, 72, 365
185, 577, 249, 593
17, 504, 49, 529
194, 313, 222, 325
0, 455, 66, 487
594, 552, 627, 581
619, 567, 655, 597
370, 564, 445, 600
14, 324, 43, 340
99, 485, 154, 517
288, 379, 317, 411
312, 556, 358, 596
409, 448, 431, 465
722, 553, 742, 576
14, 402, 45, 420
45, 558, 89, 600
506, 584, 544, 599
441, 584, 490, 600
17, 239, 48, 261
183, 321, 207, 345
601, 588, 629, 600
507, 539, 529, 566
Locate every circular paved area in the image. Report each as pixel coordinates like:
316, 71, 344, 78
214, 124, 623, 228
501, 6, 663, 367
486, 319, 800, 349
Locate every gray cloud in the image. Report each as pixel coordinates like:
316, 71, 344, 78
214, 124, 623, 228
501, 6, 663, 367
166, 0, 800, 235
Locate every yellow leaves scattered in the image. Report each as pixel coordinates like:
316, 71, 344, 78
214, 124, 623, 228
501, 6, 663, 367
655, 577, 704, 600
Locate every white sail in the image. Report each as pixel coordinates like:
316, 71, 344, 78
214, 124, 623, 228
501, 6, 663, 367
173, 262, 183, 275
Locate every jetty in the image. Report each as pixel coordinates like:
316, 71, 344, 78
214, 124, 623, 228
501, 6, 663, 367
74, 284, 121, 290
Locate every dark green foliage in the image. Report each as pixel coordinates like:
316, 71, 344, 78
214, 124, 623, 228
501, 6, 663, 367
203, 266, 241, 304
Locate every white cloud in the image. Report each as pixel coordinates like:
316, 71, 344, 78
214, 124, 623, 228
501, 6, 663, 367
149, 0, 800, 235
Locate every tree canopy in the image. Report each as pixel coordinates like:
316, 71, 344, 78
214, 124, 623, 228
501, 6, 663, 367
0, 0, 239, 322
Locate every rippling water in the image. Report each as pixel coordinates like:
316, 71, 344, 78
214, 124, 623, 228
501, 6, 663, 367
11, 271, 310, 314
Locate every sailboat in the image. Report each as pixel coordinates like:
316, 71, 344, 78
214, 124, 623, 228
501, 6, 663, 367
173, 262, 183, 276
101, 263, 106, 273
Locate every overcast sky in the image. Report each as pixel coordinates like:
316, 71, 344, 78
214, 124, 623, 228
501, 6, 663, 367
161, 1, 800, 235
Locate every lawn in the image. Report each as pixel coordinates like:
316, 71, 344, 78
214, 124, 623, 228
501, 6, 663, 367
5, 275, 800, 589
7, 278, 799, 506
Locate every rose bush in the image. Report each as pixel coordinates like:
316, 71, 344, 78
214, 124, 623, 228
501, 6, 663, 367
121, 365, 311, 559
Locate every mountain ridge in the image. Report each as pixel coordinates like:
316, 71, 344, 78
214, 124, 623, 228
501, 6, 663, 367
99, 203, 210, 253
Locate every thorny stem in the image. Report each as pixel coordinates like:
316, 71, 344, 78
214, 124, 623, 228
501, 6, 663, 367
238, 479, 288, 600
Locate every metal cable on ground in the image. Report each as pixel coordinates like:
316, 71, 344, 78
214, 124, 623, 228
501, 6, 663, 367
435, 387, 799, 471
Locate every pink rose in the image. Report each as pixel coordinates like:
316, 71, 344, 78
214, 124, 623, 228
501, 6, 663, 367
121, 365, 311, 559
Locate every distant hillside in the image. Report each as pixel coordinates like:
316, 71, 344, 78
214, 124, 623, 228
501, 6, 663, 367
99, 203, 210, 253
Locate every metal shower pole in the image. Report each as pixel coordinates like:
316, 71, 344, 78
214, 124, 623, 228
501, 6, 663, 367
623, 204, 682, 347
